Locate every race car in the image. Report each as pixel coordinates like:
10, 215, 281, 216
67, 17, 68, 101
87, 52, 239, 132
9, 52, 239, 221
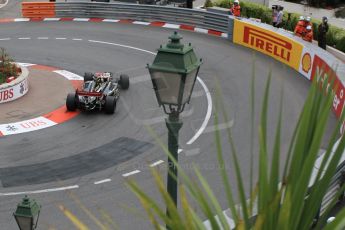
66, 72, 129, 114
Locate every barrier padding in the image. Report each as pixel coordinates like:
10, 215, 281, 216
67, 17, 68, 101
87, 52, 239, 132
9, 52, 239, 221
22, 2, 55, 18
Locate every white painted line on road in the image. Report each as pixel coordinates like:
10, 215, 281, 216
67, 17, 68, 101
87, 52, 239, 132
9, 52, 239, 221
14, 18, 30, 22
0, 0, 9, 9
73, 18, 90, 22
18, 37, 31, 40
178, 149, 183, 154
0, 185, 79, 196
187, 76, 212, 145
54, 70, 83, 80
55, 37, 67, 40
102, 19, 120, 23
94, 178, 111, 185
17, 62, 36, 67
88, 40, 156, 55
72, 38, 83, 41
43, 18, 61, 21
37, 37, 49, 40
150, 160, 164, 167
194, 28, 209, 34
163, 23, 180, 29
133, 21, 151, 25
122, 170, 141, 177
0, 38, 10, 41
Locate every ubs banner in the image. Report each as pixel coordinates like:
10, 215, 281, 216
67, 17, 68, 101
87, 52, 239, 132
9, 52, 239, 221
233, 19, 303, 71
0, 77, 29, 103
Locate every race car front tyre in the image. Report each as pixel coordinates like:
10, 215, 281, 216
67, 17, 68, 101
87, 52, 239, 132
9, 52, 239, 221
84, 72, 93, 82
119, 74, 130, 90
105, 96, 116, 114
66, 93, 77, 111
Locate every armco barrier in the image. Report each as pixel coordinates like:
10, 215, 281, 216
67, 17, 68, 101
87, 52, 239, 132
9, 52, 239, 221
22, 2, 55, 18
21, 2, 230, 34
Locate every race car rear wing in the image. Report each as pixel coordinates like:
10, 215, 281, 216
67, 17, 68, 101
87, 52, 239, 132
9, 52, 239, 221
76, 90, 103, 97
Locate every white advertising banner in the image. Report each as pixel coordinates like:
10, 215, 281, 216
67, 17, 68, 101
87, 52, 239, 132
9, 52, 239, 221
0, 116, 57, 136
0, 77, 29, 103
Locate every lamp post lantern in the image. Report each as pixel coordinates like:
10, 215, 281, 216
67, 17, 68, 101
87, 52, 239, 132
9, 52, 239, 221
13, 195, 41, 230
147, 31, 202, 212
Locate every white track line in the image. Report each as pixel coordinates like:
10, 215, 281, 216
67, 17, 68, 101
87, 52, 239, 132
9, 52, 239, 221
43, 18, 61, 21
73, 18, 90, 22
37, 37, 49, 39
18, 37, 30, 40
178, 149, 183, 154
0, 38, 10, 40
14, 18, 29, 22
72, 38, 83, 41
88, 40, 156, 55
122, 170, 140, 177
102, 19, 120, 23
0, 0, 8, 9
0, 185, 79, 196
163, 23, 180, 29
195, 28, 209, 34
55, 37, 67, 40
133, 21, 151, 25
186, 77, 212, 145
94, 179, 111, 185
150, 160, 164, 167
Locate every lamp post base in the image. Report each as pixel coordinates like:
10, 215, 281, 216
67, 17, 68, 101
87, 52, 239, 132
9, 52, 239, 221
166, 111, 182, 228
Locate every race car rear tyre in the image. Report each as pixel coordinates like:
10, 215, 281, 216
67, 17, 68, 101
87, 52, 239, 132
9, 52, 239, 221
105, 96, 116, 114
84, 72, 93, 82
66, 93, 77, 111
119, 74, 130, 90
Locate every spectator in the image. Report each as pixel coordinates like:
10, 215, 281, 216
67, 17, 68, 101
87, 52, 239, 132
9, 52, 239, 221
318, 16, 329, 50
272, 5, 278, 27
294, 16, 306, 38
275, 6, 284, 28
305, 16, 312, 28
230, 0, 241, 17
302, 25, 313, 42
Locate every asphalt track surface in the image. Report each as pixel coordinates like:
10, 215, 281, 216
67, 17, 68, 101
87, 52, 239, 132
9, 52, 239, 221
0, 21, 337, 229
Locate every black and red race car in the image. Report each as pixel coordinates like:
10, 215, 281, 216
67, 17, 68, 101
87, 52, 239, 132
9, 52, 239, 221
66, 72, 129, 114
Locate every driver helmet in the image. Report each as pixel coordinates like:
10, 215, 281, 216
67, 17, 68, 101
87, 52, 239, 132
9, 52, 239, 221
322, 16, 328, 22
306, 16, 311, 22
299, 15, 305, 21
306, 25, 312, 31
234, 0, 239, 4
96, 77, 103, 84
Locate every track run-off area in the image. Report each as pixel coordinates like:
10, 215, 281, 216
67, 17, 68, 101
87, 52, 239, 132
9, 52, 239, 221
0, 20, 337, 229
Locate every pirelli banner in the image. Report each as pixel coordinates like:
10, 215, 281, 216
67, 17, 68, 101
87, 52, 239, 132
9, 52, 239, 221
233, 19, 303, 71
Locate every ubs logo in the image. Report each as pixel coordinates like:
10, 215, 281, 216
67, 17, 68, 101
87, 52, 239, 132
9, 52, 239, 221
243, 27, 292, 62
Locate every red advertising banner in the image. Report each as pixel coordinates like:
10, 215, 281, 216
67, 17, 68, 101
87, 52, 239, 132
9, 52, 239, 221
311, 55, 345, 118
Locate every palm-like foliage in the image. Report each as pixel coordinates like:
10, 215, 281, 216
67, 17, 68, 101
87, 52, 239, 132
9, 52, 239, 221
0, 47, 19, 84
127, 70, 345, 230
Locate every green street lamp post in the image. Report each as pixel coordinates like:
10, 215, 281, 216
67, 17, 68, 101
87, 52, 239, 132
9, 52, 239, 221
13, 195, 41, 230
147, 31, 202, 214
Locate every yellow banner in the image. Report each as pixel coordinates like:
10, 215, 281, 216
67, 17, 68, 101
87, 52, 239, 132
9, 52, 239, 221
233, 19, 303, 70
